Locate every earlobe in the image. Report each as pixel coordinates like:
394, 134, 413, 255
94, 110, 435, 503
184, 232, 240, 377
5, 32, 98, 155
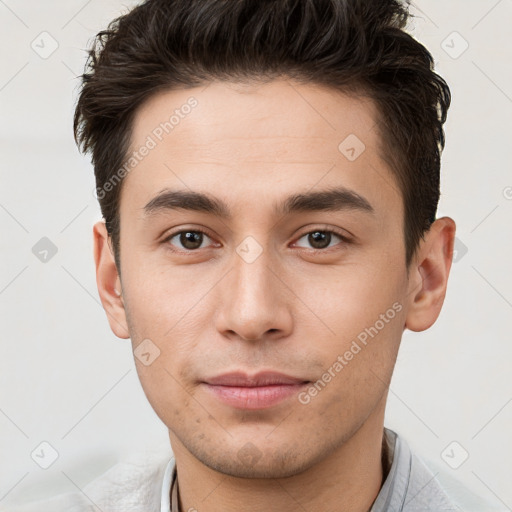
405, 217, 456, 332
93, 220, 130, 339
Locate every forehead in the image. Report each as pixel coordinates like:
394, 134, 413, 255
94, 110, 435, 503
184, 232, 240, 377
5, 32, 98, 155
130, 79, 381, 158
122, 79, 401, 220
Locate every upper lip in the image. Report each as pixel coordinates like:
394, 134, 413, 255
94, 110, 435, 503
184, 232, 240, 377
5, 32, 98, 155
204, 371, 309, 387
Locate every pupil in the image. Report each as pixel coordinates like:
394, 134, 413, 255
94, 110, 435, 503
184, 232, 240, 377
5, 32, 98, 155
181, 231, 203, 249
309, 231, 331, 249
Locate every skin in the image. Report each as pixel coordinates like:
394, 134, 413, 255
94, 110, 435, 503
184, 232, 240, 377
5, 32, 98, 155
93, 80, 455, 512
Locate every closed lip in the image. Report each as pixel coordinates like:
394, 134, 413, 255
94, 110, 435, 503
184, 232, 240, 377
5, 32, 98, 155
203, 371, 309, 387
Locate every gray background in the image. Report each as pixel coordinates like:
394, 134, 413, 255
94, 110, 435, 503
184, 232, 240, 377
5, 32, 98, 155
1, 0, 511, 508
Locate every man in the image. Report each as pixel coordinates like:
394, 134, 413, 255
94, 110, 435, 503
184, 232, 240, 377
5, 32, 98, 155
6, 0, 506, 511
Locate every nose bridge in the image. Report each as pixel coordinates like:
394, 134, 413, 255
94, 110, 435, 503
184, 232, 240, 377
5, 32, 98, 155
216, 239, 292, 341
233, 246, 275, 305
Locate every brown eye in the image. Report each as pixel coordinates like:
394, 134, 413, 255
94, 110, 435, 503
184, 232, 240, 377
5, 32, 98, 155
308, 231, 331, 249
166, 230, 212, 251
294, 230, 346, 250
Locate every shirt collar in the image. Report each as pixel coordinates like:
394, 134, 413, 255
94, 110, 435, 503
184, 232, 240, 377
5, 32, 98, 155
160, 456, 178, 512
370, 427, 410, 511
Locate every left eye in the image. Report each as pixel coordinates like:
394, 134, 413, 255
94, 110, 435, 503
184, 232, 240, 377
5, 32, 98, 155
294, 230, 346, 250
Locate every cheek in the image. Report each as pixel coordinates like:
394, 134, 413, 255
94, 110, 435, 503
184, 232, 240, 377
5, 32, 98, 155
290, 265, 406, 406
123, 263, 214, 334
293, 263, 404, 339
134, 361, 190, 427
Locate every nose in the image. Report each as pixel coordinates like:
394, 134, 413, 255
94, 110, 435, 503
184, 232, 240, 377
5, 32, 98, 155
214, 248, 294, 343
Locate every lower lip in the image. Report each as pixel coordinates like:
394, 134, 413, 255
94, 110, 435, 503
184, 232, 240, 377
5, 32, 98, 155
203, 383, 308, 409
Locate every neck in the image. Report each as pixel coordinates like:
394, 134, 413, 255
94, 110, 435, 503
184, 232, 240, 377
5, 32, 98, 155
169, 398, 388, 512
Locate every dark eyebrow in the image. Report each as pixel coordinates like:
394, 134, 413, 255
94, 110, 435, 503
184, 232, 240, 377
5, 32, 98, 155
143, 189, 231, 218
142, 186, 374, 219
277, 187, 374, 216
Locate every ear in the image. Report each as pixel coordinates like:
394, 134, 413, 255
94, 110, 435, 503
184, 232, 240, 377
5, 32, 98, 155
405, 217, 456, 332
93, 220, 130, 339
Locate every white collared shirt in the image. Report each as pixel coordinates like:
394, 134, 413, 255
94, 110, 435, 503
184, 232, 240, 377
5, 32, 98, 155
159, 428, 506, 512
4, 427, 507, 511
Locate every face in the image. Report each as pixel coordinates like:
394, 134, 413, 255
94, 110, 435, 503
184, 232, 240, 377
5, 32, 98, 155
95, 79, 449, 479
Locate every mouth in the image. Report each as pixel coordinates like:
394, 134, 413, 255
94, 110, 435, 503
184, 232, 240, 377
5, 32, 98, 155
201, 371, 310, 410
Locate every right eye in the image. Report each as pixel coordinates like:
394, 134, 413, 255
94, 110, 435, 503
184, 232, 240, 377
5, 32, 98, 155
163, 230, 216, 251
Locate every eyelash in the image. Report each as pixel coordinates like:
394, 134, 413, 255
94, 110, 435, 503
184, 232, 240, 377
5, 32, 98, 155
162, 227, 351, 254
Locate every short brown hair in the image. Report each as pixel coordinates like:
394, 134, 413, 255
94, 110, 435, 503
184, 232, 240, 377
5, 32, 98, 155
73, 0, 451, 271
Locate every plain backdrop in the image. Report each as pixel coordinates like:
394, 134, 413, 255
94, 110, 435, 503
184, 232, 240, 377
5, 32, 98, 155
1, 0, 511, 508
